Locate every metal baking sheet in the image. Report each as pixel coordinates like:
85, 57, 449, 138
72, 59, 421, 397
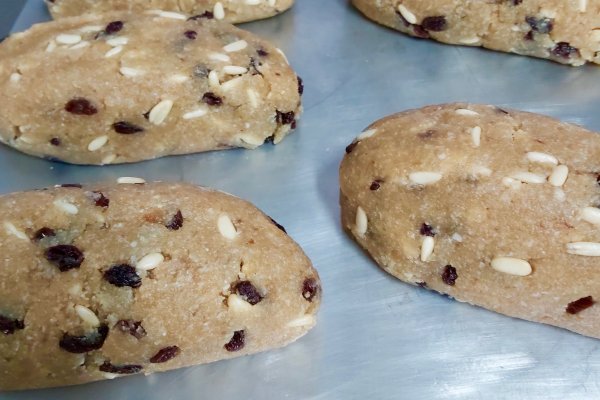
3, 1, 600, 399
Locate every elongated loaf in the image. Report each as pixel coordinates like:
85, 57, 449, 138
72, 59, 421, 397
352, 0, 600, 66
0, 181, 320, 390
47, 0, 294, 23
0, 13, 302, 164
340, 103, 600, 339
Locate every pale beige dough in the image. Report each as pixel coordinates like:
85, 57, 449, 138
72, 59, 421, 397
352, 0, 600, 66
47, 0, 294, 23
0, 13, 302, 165
0, 181, 320, 390
340, 103, 600, 339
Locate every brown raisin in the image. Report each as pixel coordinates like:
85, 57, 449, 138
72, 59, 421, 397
59, 324, 109, 353
99, 361, 143, 374
184, 30, 197, 40
441, 265, 457, 286
45, 245, 85, 271
234, 281, 263, 305
422, 16, 447, 32
297, 76, 304, 95
103, 265, 142, 288
302, 278, 319, 302
105, 21, 123, 35
202, 92, 223, 106
257, 48, 269, 57
50, 137, 61, 146
276, 110, 295, 125
511, 0, 523, 4
596, 174, 600, 187
566, 296, 594, 314
188, 11, 214, 20
166, 210, 184, 230
224, 330, 245, 352
113, 121, 144, 134
65, 98, 97, 115
269, 216, 287, 233
345, 141, 358, 154
370, 180, 382, 191
91, 191, 110, 208
115, 319, 147, 339
420, 223, 436, 237
552, 42, 580, 59
33, 227, 56, 241
150, 346, 180, 363
0, 315, 24, 335
525, 16, 553, 34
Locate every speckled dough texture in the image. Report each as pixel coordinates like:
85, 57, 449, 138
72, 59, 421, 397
352, 0, 600, 66
340, 103, 600, 339
0, 13, 302, 165
0, 181, 320, 391
47, 0, 294, 23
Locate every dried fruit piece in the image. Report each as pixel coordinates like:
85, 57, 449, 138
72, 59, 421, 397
150, 346, 180, 363
276, 110, 295, 125
302, 278, 319, 302
297, 76, 304, 95
45, 245, 85, 271
104, 21, 124, 35
257, 48, 268, 57
50, 138, 61, 146
166, 210, 184, 230
234, 281, 263, 305
33, 227, 56, 241
65, 98, 98, 115
441, 265, 458, 286
552, 42, 580, 59
224, 330, 245, 352
115, 319, 147, 339
419, 223, 436, 237
0, 315, 24, 335
421, 16, 447, 32
113, 121, 144, 134
91, 191, 110, 208
370, 180, 382, 191
202, 92, 223, 106
566, 296, 595, 314
525, 16, 553, 34
59, 324, 109, 353
99, 361, 143, 374
184, 30, 197, 40
103, 264, 142, 288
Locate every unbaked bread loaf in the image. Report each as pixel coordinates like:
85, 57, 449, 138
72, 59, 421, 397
352, 0, 600, 66
0, 13, 302, 164
47, 0, 294, 23
0, 180, 320, 390
340, 103, 600, 339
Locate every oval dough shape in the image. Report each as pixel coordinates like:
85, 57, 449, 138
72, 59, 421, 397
0, 13, 302, 164
0, 181, 320, 390
352, 0, 600, 66
340, 103, 600, 339
47, 0, 294, 24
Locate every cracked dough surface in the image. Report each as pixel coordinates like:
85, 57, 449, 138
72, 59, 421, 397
0, 181, 320, 390
340, 103, 600, 339
0, 13, 302, 165
352, 0, 600, 66
46, 0, 294, 24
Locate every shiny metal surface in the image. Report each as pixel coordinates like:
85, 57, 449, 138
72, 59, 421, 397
4, 1, 600, 399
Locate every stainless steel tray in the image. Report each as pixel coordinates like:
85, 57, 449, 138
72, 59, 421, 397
4, 1, 600, 399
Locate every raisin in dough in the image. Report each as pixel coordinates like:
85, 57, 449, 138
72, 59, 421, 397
47, 0, 293, 24
352, 0, 600, 66
340, 103, 600, 339
0, 181, 320, 390
0, 13, 302, 165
